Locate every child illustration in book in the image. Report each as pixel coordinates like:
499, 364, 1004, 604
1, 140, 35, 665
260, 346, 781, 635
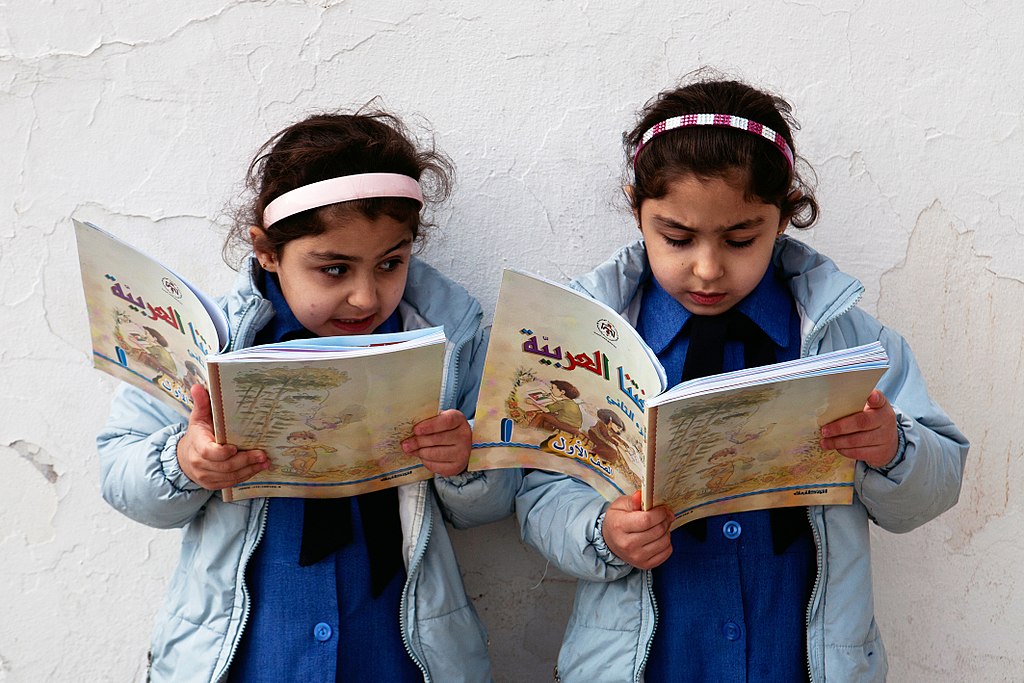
524, 379, 584, 433
515, 73, 969, 682
114, 311, 180, 379
279, 430, 337, 476
587, 408, 629, 465
97, 109, 518, 682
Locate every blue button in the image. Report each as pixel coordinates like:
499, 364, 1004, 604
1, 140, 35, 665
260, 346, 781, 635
722, 520, 742, 539
722, 621, 742, 641
313, 622, 333, 642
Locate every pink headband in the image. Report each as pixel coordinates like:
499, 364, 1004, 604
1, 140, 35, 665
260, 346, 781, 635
633, 113, 794, 169
262, 172, 423, 228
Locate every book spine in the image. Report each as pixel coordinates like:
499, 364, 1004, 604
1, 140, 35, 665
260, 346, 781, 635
642, 407, 657, 510
206, 361, 228, 446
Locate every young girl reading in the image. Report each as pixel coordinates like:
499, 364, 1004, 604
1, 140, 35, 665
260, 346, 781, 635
98, 110, 518, 682
516, 76, 969, 682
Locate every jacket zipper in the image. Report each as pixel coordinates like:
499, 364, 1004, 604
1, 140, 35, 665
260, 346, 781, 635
214, 498, 269, 682
636, 569, 659, 682
398, 485, 433, 681
438, 305, 479, 410
211, 296, 270, 683
801, 286, 862, 683
804, 507, 823, 683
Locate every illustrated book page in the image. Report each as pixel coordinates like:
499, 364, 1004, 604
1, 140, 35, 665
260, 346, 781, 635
73, 219, 229, 416
470, 269, 666, 501
209, 328, 446, 501
645, 342, 888, 528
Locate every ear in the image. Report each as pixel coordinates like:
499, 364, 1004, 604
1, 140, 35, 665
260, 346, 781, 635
778, 190, 802, 236
623, 185, 641, 229
248, 226, 278, 272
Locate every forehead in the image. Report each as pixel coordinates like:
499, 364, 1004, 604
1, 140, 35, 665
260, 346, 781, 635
288, 213, 414, 257
642, 174, 779, 229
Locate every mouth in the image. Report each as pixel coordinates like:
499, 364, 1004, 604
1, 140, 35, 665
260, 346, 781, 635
330, 315, 377, 334
688, 291, 727, 306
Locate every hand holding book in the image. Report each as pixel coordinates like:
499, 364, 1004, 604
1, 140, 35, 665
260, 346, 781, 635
820, 389, 900, 469
177, 384, 270, 491
400, 409, 473, 477
602, 490, 673, 570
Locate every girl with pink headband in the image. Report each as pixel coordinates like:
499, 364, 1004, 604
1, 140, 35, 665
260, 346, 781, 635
516, 74, 967, 682
98, 109, 518, 682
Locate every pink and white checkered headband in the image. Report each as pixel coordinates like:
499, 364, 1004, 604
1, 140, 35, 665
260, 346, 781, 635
633, 113, 794, 170
262, 172, 424, 228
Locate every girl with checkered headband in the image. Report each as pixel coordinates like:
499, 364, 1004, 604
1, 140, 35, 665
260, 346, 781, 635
515, 73, 968, 682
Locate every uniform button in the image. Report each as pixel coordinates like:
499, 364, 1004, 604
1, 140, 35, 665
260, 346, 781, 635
722, 621, 742, 641
313, 622, 333, 642
722, 520, 742, 539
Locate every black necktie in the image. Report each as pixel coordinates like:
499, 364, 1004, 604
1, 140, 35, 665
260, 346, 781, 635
299, 489, 405, 597
678, 310, 806, 552
260, 292, 406, 597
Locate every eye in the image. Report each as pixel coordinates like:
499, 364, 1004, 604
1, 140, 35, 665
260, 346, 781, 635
663, 235, 692, 248
321, 264, 347, 277
726, 237, 757, 249
379, 257, 404, 273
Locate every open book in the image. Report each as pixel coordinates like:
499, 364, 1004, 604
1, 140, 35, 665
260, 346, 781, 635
207, 329, 443, 501
74, 219, 444, 500
470, 269, 889, 528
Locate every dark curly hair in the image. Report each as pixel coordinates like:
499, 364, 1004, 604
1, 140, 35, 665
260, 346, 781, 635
625, 72, 818, 229
224, 106, 453, 267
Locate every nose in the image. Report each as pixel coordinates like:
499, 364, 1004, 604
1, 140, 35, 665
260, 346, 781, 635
692, 246, 724, 283
345, 273, 378, 311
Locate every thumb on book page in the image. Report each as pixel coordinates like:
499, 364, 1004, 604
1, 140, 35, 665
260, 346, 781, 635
188, 383, 215, 433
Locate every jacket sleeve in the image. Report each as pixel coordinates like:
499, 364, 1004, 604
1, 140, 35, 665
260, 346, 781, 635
435, 468, 523, 528
854, 327, 969, 533
516, 470, 634, 582
97, 384, 215, 529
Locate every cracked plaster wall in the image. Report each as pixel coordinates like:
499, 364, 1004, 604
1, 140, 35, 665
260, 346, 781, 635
1, 1, 1021, 681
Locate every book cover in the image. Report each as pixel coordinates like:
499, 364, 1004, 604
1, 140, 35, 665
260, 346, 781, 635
471, 269, 665, 500
471, 269, 888, 527
209, 328, 445, 501
73, 219, 229, 416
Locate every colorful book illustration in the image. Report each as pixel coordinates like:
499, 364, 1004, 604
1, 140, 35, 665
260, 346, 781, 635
74, 218, 445, 500
73, 219, 229, 416
470, 269, 889, 528
207, 329, 444, 501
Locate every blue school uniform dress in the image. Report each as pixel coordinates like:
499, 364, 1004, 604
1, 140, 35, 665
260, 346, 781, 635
636, 267, 814, 682
228, 272, 421, 683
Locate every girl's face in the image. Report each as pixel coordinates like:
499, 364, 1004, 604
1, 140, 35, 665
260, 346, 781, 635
252, 214, 413, 337
637, 172, 786, 316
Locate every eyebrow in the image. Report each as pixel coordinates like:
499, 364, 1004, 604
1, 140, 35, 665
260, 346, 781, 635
308, 237, 412, 262
653, 215, 766, 232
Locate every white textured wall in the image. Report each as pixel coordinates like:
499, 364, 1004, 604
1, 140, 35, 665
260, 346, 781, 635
2, 2, 1021, 681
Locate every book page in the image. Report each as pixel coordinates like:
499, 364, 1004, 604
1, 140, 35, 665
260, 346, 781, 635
471, 269, 665, 501
649, 361, 885, 528
74, 219, 229, 416
211, 337, 444, 500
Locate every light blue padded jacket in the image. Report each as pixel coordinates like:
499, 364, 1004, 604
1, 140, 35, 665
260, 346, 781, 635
517, 237, 969, 683
98, 257, 520, 683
